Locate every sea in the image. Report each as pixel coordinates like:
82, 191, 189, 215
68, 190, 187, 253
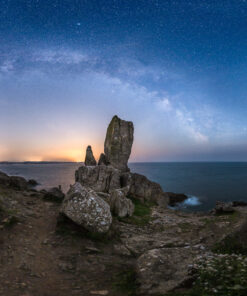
0, 162, 247, 212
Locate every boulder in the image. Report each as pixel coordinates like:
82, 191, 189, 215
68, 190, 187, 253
43, 187, 65, 203
28, 179, 39, 186
129, 173, 168, 206
85, 145, 97, 166
108, 187, 135, 217
136, 248, 195, 295
232, 201, 247, 207
9, 176, 29, 191
75, 165, 121, 193
104, 115, 134, 172
61, 183, 112, 234
98, 153, 108, 166
212, 201, 234, 214
168, 192, 188, 206
0, 171, 10, 187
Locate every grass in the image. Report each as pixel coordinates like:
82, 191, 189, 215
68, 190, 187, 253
112, 267, 138, 296
118, 197, 154, 226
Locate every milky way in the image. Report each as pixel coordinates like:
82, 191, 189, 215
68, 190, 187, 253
0, 0, 247, 161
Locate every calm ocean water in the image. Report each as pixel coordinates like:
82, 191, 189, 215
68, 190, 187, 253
1, 162, 247, 212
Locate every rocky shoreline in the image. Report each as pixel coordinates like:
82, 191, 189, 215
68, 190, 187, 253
1, 116, 247, 296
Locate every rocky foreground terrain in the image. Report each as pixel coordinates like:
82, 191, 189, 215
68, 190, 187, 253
1, 116, 247, 296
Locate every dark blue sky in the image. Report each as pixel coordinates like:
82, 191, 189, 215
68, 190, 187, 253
0, 0, 247, 161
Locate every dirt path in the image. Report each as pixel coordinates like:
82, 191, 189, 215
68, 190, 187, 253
0, 190, 134, 296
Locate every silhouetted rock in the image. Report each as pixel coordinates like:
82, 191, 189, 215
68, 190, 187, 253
98, 153, 108, 166
85, 145, 97, 166
9, 176, 29, 191
0, 171, 10, 187
28, 179, 39, 186
232, 201, 247, 207
61, 182, 112, 233
104, 115, 134, 172
167, 192, 188, 206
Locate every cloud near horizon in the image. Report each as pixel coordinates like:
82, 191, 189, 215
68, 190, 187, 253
0, 45, 246, 162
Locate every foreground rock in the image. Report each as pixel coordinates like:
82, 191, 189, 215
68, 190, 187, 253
61, 183, 112, 233
104, 115, 134, 172
85, 145, 97, 166
136, 247, 195, 295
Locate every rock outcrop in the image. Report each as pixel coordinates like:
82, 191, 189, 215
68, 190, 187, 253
104, 115, 134, 172
62, 183, 112, 233
64, 115, 169, 231
75, 165, 121, 193
85, 145, 97, 166
168, 192, 188, 206
129, 173, 168, 207
108, 187, 135, 217
98, 153, 108, 166
136, 248, 195, 295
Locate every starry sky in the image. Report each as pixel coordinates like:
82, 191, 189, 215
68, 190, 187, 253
1, 0, 247, 162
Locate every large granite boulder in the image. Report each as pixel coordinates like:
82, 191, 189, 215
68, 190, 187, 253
129, 173, 168, 207
104, 115, 134, 172
85, 145, 97, 166
75, 165, 121, 193
61, 183, 112, 234
136, 247, 195, 295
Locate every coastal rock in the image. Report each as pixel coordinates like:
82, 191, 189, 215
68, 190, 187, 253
108, 187, 135, 217
212, 201, 234, 214
61, 182, 112, 233
75, 165, 121, 193
168, 192, 188, 206
129, 173, 168, 206
104, 115, 134, 172
9, 176, 29, 191
85, 145, 97, 166
232, 201, 247, 207
0, 171, 10, 187
136, 247, 195, 295
28, 179, 39, 186
98, 153, 108, 166
43, 187, 65, 203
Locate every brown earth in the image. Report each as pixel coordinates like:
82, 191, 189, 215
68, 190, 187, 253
0, 185, 246, 296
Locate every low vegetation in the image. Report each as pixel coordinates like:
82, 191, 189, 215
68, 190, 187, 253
118, 197, 154, 226
112, 267, 137, 296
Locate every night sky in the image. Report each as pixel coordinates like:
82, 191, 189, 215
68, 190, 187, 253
1, 0, 247, 161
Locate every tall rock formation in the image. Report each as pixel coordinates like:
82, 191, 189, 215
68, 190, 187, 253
84, 145, 97, 166
104, 115, 134, 172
